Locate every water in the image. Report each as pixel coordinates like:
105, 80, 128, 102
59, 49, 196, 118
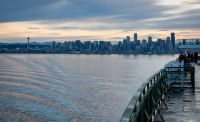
0, 54, 177, 122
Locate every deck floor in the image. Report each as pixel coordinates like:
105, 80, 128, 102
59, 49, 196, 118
155, 64, 200, 122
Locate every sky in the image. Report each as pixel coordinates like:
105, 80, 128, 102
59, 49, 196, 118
0, 0, 200, 42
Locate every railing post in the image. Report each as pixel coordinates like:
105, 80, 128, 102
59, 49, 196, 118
120, 69, 168, 122
191, 67, 195, 91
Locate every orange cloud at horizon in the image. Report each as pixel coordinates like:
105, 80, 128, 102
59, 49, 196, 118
0, 21, 200, 42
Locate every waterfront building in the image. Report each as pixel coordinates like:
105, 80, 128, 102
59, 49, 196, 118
123, 39, 127, 44
68, 41, 73, 50
52, 41, 56, 52
84, 41, 91, 51
94, 41, 99, 51
141, 39, 147, 53
141, 39, 147, 48
118, 41, 123, 47
75, 40, 81, 50
135, 40, 140, 46
108, 43, 113, 52
126, 36, 130, 42
156, 46, 161, 54
99, 41, 105, 52
165, 37, 171, 51
168, 43, 174, 54
147, 36, 152, 52
135, 45, 141, 53
63, 41, 68, 51
158, 39, 165, 50
134, 33, 137, 43
148, 36, 152, 48
94, 41, 98, 47
157, 39, 162, 46
126, 41, 132, 51
27, 37, 30, 53
171, 32, 175, 49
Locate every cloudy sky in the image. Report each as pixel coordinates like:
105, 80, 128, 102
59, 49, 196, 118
0, 0, 200, 42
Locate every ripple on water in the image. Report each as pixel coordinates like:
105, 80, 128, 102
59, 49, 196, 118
0, 54, 177, 122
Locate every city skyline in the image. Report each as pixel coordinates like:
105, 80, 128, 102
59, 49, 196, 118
0, 0, 200, 42
1, 32, 187, 54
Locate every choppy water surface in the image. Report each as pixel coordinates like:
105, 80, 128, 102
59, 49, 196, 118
0, 54, 176, 122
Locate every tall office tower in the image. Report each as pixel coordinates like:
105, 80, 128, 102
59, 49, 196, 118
166, 37, 170, 43
53, 41, 56, 51
134, 33, 137, 42
157, 39, 162, 47
123, 39, 127, 44
171, 32, 175, 49
166, 37, 171, 50
126, 36, 131, 42
99, 41, 105, 51
75, 40, 81, 49
136, 40, 141, 46
94, 41, 98, 48
147, 36, 152, 49
27, 37, 30, 53
142, 39, 147, 48
160, 40, 165, 49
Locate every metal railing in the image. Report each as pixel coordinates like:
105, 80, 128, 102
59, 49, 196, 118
189, 66, 195, 90
120, 69, 167, 122
178, 39, 200, 45
178, 39, 200, 48
121, 65, 195, 122
165, 65, 195, 90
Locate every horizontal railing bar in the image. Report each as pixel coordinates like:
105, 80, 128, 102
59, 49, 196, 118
121, 64, 195, 122
120, 68, 166, 122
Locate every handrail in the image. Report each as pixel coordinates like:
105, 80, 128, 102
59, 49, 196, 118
120, 69, 167, 122
177, 39, 200, 45
165, 65, 195, 90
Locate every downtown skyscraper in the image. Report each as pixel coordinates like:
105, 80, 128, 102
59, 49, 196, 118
171, 32, 175, 49
134, 33, 137, 42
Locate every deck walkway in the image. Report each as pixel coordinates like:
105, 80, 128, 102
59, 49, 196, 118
155, 64, 200, 122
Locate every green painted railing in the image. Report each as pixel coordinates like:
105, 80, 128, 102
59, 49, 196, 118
120, 69, 167, 122
121, 65, 195, 122
184, 65, 195, 90
165, 65, 195, 91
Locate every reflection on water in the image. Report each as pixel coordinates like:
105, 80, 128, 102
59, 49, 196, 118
0, 54, 176, 122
